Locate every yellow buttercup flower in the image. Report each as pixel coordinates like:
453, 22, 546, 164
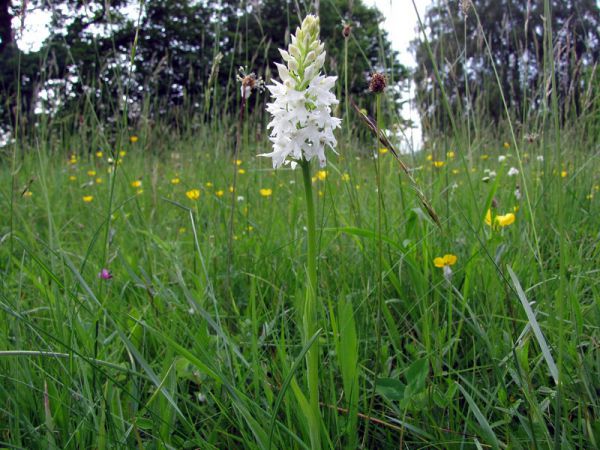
378, 147, 388, 155
426, 154, 433, 161
23, 191, 33, 198
82, 195, 94, 203
69, 175, 77, 182
447, 151, 455, 158
87, 170, 96, 177
235, 159, 243, 166
560, 170, 567, 178
131, 180, 142, 188
452, 169, 460, 175
229, 186, 234, 193
95, 151, 103, 158
503, 142, 510, 149
95, 178, 103, 184
433, 161, 445, 168
341, 173, 350, 182
433, 254, 457, 268
480, 154, 489, 160
186, 189, 200, 200
215, 190, 224, 197
317, 170, 327, 181
259, 188, 272, 197
171, 177, 180, 185
205, 182, 213, 188
238, 168, 246, 174
119, 150, 126, 157
130, 135, 139, 143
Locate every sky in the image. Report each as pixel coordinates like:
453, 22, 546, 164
363, 0, 431, 67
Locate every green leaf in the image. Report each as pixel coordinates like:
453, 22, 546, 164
375, 378, 406, 401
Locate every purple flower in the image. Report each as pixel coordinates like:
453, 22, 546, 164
98, 268, 113, 280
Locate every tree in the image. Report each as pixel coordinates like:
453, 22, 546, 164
412, 0, 600, 132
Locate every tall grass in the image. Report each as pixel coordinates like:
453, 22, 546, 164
1, 0, 599, 448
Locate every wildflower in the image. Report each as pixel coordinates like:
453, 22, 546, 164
496, 213, 515, 227
131, 180, 142, 188
178, 227, 186, 234
426, 154, 433, 161
433, 254, 457, 280
235, 159, 243, 166
215, 190, 224, 197
237, 195, 245, 202
447, 151, 455, 158
452, 169, 460, 175
98, 268, 112, 280
130, 135, 138, 143
480, 154, 489, 160
260, 15, 341, 168
259, 188, 273, 197
229, 186, 234, 193
341, 173, 350, 182
95, 178, 103, 184
205, 182, 213, 188
69, 175, 77, 182
96, 151, 103, 158
514, 185, 521, 200
560, 170, 567, 178
433, 161, 445, 168
369, 72, 387, 93
378, 147, 388, 155
23, 191, 33, 198
498, 155, 506, 162
503, 142, 510, 149
186, 189, 200, 200
87, 170, 96, 177
119, 151, 126, 157
317, 170, 327, 181
68, 155, 77, 165
507, 167, 519, 177
536, 155, 544, 162
171, 177, 180, 185
238, 168, 246, 174
83, 195, 94, 203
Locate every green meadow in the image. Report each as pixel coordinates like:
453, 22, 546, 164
1, 0, 599, 448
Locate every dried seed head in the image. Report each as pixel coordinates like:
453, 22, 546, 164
342, 23, 351, 38
369, 72, 387, 93
460, 0, 472, 17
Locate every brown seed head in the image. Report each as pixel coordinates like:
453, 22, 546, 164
342, 24, 351, 38
369, 73, 387, 93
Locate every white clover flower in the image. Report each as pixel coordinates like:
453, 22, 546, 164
537, 155, 544, 162
498, 155, 507, 162
507, 167, 519, 177
260, 15, 341, 169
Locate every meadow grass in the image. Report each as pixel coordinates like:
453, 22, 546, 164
1, 117, 599, 448
1, 1, 600, 447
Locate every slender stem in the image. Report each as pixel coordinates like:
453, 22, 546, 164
300, 158, 321, 450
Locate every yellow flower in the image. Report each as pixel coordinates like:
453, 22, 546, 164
69, 175, 77, 182
68, 155, 77, 164
433, 161, 445, 168
452, 169, 460, 175
82, 195, 94, 203
318, 190, 324, 197
171, 177, 180, 185
178, 227, 186, 234
235, 159, 243, 166
503, 142, 510, 149
205, 182, 213, 188
136, 189, 143, 195
378, 147, 388, 155
259, 188, 272, 197
95, 151, 103, 158
495, 213, 515, 227
447, 151, 455, 158
130, 135, 139, 143
23, 191, 33, 198
426, 154, 433, 161
95, 178, 103, 184
215, 190, 224, 197
238, 168, 246, 174
311, 176, 317, 183
480, 154, 489, 160
586, 194, 593, 200
186, 189, 200, 200
433, 254, 457, 268
119, 150, 126, 157
341, 173, 350, 182
229, 186, 234, 193
560, 170, 567, 178
87, 170, 96, 177
131, 180, 142, 188
485, 209, 493, 226
317, 170, 327, 181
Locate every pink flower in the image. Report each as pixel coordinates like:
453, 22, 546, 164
98, 268, 113, 280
